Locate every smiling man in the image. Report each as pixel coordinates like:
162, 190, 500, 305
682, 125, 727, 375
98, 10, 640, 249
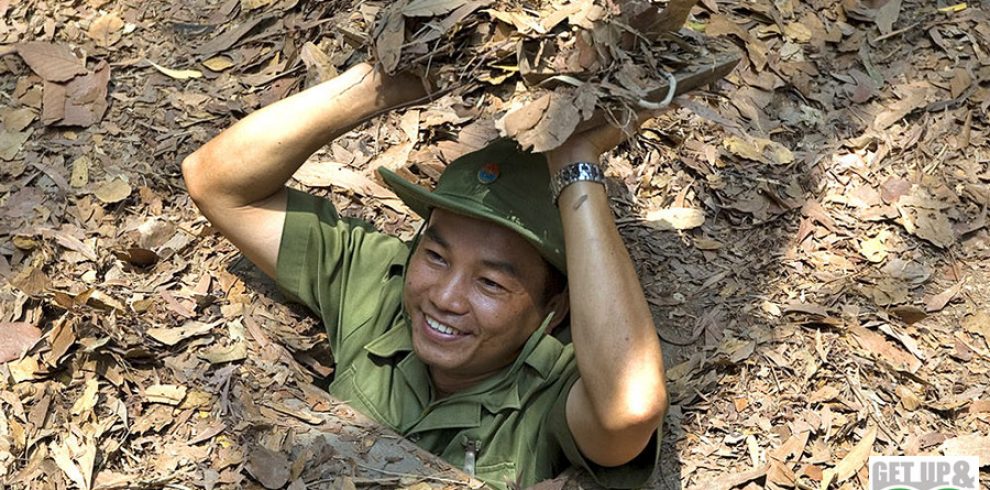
182, 62, 667, 489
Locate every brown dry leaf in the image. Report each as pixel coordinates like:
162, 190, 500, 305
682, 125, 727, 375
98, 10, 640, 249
200, 342, 247, 364
145, 384, 188, 405
723, 136, 763, 161
8, 355, 41, 382
70, 155, 90, 187
246, 446, 291, 489
899, 207, 955, 249
376, 6, 406, 73
939, 434, 989, 466
242, 0, 277, 10
950, 67, 973, 99
808, 385, 840, 404
874, 82, 930, 130
644, 207, 706, 230
874, 0, 902, 34
16, 42, 88, 82
507, 91, 585, 152
767, 459, 797, 488
292, 162, 409, 213
70, 378, 99, 416
861, 277, 910, 307
54, 230, 98, 262
2, 107, 37, 131
88, 12, 125, 46
924, 280, 964, 312
782, 22, 812, 43
969, 401, 990, 414
299, 42, 338, 82
202, 56, 236, 72
848, 69, 878, 104
93, 178, 132, 204
113, 247, 159, 267
194, 17, 266, 56
0, 129, 31, 160
527, 476, 567, 490
963, 312, 990, 350
146, 320, 215, 346
501, 93, 551, 138
43, 61, 111, 127
889, 305, 927, 324
51, 436, 95, 490
694, 238, 723, 250
820, 424, 876, 489
895, 385, 922, 411
881, 258, 931, 285
147, 59, 203, 80
849, 324, 921, 373
0, 322, 42, 363
402, 0, 469, 17
642, 0, 698, 34
878, 323, 925, 360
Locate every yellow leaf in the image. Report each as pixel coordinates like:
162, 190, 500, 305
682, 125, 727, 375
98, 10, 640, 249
146, 59, 203, 80
765, 140, 795, 165
859, 230, 890, 263
202, 56, 235, 72
723, 136, 764, 161
937, 3, 966, 12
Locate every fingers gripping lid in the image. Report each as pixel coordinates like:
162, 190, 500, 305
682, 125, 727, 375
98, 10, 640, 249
378, 139, 567, 274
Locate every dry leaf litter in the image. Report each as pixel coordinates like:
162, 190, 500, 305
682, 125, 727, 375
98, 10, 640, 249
1, 0, 989, 489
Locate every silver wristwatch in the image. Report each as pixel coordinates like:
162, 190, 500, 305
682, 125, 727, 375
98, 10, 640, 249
550, 162, 606, 204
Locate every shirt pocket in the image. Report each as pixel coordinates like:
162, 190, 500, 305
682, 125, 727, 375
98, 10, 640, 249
474, 460, 517, 490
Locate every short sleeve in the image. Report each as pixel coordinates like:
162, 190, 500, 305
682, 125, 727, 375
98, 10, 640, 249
275, 188, 410, 362
543, 375, 661, 488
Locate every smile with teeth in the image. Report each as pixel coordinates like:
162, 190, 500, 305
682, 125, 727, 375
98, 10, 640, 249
426, 316, 465, 336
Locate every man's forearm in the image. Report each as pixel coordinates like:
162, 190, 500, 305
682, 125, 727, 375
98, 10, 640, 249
558, 182, 666, 425
183, 64, 422, 208
548, 143, 667, 439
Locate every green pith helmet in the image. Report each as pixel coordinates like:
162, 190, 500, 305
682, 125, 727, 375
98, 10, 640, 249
378, 139, 566, 275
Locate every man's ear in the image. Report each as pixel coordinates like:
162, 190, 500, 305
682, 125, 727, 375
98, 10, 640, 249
544, 287, 570, 333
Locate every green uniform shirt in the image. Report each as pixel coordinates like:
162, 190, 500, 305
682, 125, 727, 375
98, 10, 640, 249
276, 189, 658, 489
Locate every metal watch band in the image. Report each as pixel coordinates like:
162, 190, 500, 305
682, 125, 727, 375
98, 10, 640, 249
550, 162, 606, 204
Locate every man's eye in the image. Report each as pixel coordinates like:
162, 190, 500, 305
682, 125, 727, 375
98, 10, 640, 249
479, 278, 505, 292
425, 249, 446, 264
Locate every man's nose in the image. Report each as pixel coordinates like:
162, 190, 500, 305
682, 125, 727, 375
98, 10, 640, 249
429, 269, 469, 314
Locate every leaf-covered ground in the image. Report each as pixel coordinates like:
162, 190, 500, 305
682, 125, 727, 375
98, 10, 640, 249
1, 0, 988, 489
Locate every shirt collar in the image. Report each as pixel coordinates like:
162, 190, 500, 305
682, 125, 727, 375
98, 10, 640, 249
362, 314, 567, 411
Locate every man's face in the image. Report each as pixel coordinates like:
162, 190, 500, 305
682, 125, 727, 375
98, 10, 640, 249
403, 208, 563, 391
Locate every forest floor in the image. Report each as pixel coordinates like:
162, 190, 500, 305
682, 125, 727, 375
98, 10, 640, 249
1, 0, 989, 489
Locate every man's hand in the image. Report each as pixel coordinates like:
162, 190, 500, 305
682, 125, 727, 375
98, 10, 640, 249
549, 114, 668, 467
547, 110, 652, 174
182, 63, 427, 278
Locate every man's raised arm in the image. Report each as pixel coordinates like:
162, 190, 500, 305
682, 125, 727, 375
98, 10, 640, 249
550, 125, 668, 467
181, 64, 425, 278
